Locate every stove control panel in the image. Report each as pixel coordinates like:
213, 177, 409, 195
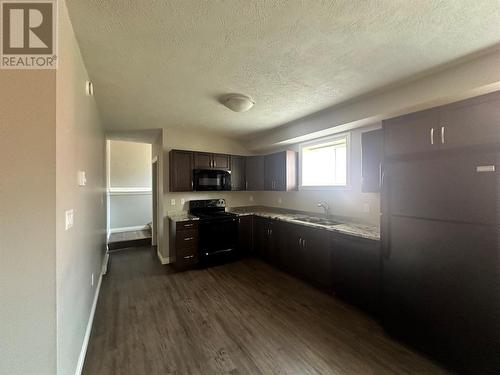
189, 199, 226, 209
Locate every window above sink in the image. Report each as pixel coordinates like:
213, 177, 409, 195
299, 133, 350, 190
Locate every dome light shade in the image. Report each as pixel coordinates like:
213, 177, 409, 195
222, 94, 255, 112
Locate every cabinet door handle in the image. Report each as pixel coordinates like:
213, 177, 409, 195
184, 223, 194, 227
303, 239, 306, 249
214, 160, 217, 167
298, 238, 301, 247
269, 229, 272, 236
245, 181, 248, 190
184, 237, 194, 241
430, 128, 434, 145
183, 255, 195, 260
440, 126, 445, 144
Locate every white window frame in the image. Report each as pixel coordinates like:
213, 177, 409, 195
299, 132, 351, 190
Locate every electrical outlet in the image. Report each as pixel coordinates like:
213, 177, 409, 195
278, 196, 282, 204
91, 273, 94, 286
363, 202, 370, 213
249, 195, 254, 202
170, 199, 176, 206
65, 209, 74, 230
180, 198, 185, 205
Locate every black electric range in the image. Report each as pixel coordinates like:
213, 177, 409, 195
188, 199, 239, 264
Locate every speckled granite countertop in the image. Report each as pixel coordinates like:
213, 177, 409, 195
228, 207, 380, 241
167, 213, 199, 222
168, 207, 380, 241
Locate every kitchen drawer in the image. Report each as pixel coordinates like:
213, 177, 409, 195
175, 251, 198, 270
175, 229, 198, 249
177, 221, 198, 231
177, 245, 198, 259
176, 246, 198, 257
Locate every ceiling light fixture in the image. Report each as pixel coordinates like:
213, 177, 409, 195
222, 94, 255, 112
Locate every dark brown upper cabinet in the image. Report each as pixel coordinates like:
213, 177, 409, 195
439, 91, 500, 150
212, 154, 230, 170
230, 155, 246, 191
170, 149, 297, 192
194, 152, 230, 170
245, 155, 265, 191
193, 152, 212, 169
264, 151, 297, 191
169, 150, 193, 192
384, 90, 500, 158
361, 129, 383, 193
383, 108, 441, 157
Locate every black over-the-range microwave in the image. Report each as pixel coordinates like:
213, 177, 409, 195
193, 169, 231, 191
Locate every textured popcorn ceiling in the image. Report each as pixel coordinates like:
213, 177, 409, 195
66, 0, 500, 138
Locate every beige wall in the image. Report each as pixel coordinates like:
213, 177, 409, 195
0, 70, 57, 375
109, 140, 151, 188
0, 4, 106, 374
56, 2, 106, 375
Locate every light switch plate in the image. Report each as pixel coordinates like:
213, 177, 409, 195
65, 209, 74, 230
77, 171, 86, 186
249, 196, 254, 202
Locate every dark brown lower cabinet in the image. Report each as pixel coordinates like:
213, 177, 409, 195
237, 215, 253, 255
279, 222, 331, 290
253, 216, 268, 260
331, 233, 380, 315
383, 215, 500, 375
280, 222, 307, 279
169, 219, 199, 271
253, 216, 281, 264
302, 226, 331, 290
252, 216, 380, 312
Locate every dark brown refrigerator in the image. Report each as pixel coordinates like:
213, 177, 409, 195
381, 150, 500, 374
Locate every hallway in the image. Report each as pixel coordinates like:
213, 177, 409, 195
83, 248, 448, 375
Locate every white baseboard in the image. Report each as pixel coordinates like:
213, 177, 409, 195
102, 252, 109, 275
74, 271, 103, 375
157, 249, 170, 265
108, 225, 149, 234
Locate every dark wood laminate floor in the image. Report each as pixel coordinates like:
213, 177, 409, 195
83, 247, 450, 375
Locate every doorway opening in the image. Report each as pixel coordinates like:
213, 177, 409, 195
106, 140, 153, 251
